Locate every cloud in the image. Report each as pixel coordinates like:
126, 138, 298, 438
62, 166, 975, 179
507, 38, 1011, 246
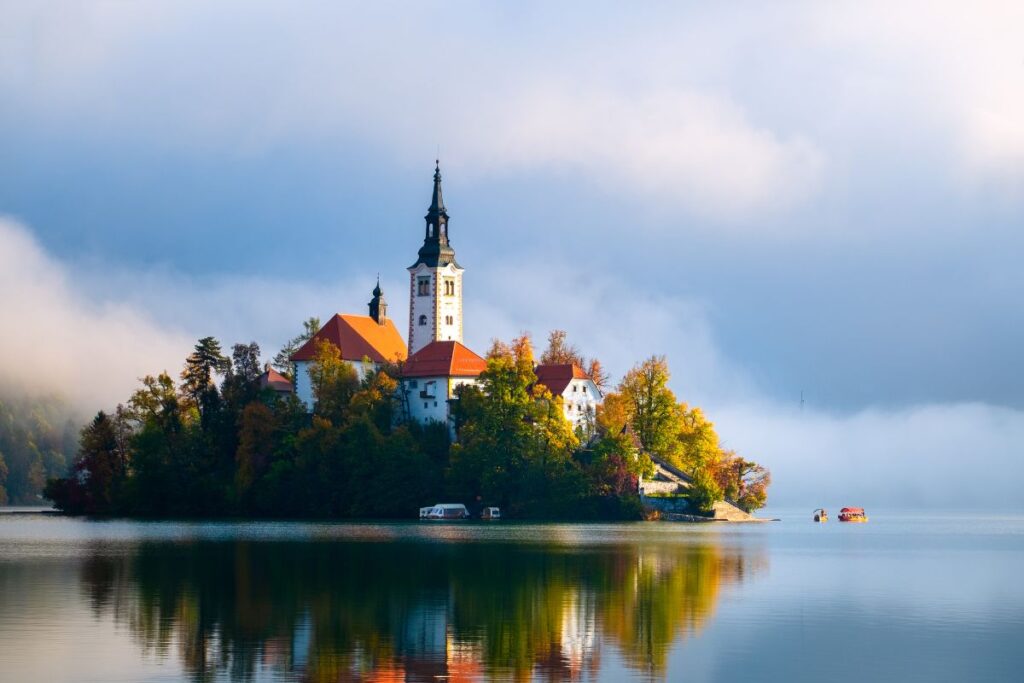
0, 2, 825, 220
812, 0, 1024, 193
456, 86, 824, 219
715, 400, 1024, 510
0, 217, 192, 410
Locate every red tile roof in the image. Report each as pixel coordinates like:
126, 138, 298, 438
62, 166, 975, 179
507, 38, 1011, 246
534, 363, 590, 397
258, 367, 294, 393
402, 340, 487, 379
290, 314, 408, 364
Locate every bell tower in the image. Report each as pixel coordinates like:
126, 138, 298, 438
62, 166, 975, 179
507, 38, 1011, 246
408, 161, 463, 355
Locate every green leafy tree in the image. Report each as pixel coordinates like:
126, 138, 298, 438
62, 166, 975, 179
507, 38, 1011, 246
617, 356, 683, 463
449, 335, 582, 516
687, 466, 722, 514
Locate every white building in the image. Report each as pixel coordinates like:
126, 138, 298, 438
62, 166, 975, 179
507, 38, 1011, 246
407, 162, 464, 356
534, 364, 602, 432
289, 286, 407, 410
400, 340, 487, 437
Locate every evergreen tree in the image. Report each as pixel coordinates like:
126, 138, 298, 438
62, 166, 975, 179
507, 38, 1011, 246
180, 336, 230, 421
272, 317, 320, 379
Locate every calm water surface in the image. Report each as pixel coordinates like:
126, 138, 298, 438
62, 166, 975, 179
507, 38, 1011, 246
1, 509, 1022, 682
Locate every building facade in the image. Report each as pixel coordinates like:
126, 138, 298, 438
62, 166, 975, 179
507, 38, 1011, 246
400, 340, 487, 438
534, 364, 603, 432
290, 284, 407, 409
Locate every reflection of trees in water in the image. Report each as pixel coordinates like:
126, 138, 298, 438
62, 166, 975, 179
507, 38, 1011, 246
79, 538, 764, 682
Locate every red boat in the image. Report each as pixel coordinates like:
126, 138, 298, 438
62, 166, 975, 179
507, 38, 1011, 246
838, 507, 868, 522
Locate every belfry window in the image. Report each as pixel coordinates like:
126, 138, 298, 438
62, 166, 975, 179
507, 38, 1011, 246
418, 314, 427, 326
418, 277, 430, 296
444, 279, 455, 296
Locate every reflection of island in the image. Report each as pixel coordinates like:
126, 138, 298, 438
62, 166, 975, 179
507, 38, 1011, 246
79, 537, 765, 681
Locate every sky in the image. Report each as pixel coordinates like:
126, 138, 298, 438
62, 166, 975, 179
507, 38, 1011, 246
1, 1, 1022, 507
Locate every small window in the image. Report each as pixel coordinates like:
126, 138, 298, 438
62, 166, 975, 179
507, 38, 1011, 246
418, 277, 430, 296
409, 380, 418, 388
424, 402, 428, 409
418, 314, 427, 326
434, 401, 438, 407
443, 279, 455, 296
583, 386, 588, 394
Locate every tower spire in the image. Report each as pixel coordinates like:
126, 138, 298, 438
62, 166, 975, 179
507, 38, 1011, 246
368, 276, 387, 325
425, 159, 448, 241
410, 160, 458, 269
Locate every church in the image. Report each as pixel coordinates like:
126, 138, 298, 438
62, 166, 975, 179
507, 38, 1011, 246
290, 162, 601, 437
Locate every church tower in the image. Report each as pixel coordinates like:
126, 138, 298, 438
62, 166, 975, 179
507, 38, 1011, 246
408, 161, 463, 356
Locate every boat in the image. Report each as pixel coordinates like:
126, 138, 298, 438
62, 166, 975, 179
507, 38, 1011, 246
813, 508, 828, 522
422, 503, 470, 520
838, 507, 868, 522
480, 506, 501, 521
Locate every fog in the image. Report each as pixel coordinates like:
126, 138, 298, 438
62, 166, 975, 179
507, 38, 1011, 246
3, 217, 1020, 509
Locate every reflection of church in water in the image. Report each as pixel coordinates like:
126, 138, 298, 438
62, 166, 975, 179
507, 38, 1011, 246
285, 163, 603, 436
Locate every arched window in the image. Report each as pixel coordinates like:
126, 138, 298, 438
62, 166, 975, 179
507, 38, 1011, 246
418, 314, 427, 326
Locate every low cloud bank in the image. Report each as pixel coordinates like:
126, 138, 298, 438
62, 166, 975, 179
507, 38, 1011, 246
715, 401, 1024, 510
0, 217, 192, 410
2, 218, 1020, 509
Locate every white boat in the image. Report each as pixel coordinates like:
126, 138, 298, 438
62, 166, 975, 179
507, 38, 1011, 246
422, 503, 470, 520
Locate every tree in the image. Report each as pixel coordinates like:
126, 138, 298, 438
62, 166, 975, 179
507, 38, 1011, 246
676, 404, 722, 472
222, 342, 262, 408
540, 330, 584, 366
713, 452, 770, 512
180, 337, 230, 420
540, 329, 609, 389
127, 373, 181, 433
586, 358, 609, 391
0, 451, 8, 505
687, 466, 722, 514
45, 412, 125, 515
235, 402, 276, 503
307, 339, 359, 424
617, 356, 682, 463
449, 334, 582, 516
272, 317, 321, 379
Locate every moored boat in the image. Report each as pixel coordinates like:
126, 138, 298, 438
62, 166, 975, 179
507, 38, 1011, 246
838, 507, 868, 522
422, 503, 470, 520
813, 508, 828, 522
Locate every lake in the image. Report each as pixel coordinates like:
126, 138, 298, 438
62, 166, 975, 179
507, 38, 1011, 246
1, 510, 1022, 682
